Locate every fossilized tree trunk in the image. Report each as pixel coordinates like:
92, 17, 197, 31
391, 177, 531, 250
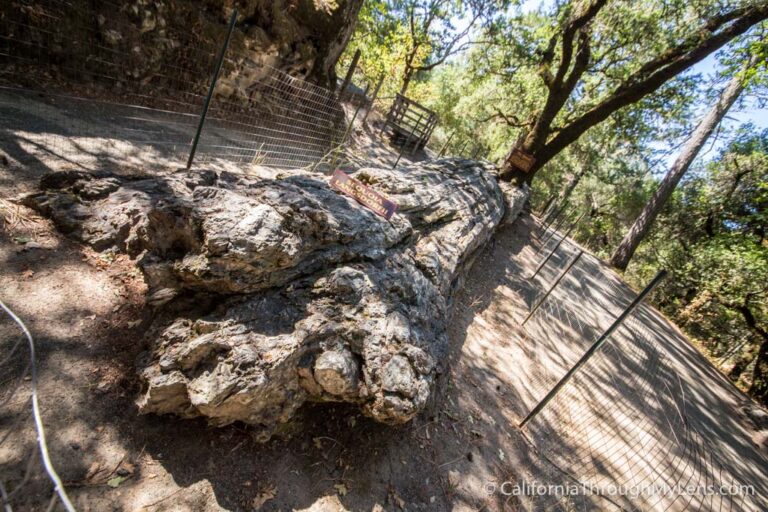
24, 160, 528, 439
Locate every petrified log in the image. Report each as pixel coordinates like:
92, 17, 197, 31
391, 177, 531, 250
23, 159, 528, 438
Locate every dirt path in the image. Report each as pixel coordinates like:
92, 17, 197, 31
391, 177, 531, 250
0, 185, 592, 511
449, 217, 768, 511
0, 88, 425, 185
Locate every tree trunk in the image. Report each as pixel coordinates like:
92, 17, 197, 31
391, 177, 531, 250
546, 167, 586, 222
24, 160, 530, 438
608, 66, 748, 271
400, 51, 417, 95
498, 4, 768, 184
750, 340, 768, 404
733, 301, 768, 405
401, 68, 414, 95
310, 0, 366, 87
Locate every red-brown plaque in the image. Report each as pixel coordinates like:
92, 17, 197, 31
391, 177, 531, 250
506, 148, 536, 173
329, 169, 398, 220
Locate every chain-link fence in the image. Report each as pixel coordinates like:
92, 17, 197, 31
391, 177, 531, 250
0, 0, 347, 174
511, 216, 765, 511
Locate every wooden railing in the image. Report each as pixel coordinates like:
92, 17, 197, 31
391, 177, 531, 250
379, 93, 438, 153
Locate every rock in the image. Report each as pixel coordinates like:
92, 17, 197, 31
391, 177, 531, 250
2, 0, 363, 95
381, 355, 417, 397
103, 29, 123, 46
314, 348, 359, 396
752, 430, 768, 450
25, 158, 529, 438
741, 403, 768, 430
499, 181, 531, 226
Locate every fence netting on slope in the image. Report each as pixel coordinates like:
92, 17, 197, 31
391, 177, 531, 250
0, 0, 346, 174
515, 222, 762, 511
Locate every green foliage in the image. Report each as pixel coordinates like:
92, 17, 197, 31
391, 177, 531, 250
341, 0, 512, 118
623, 127, 768, 393
340, 1, 421, 105
338, 1, 768, 401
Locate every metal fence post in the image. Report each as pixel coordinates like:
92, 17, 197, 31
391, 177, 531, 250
379, 93, 400, 138
330, 100, 366, 169
362, 75, 384, 125
523, 250, 584, 326
539, 212, 570, 250
339, 49, 361, 101
393, 115, 421, 169
541, 199, 569, 238
531, 197, 556, 243
530, 212, 585, 280
519, 269, 668, 428
410, 112, 425, 156
538, 195, 556, 219
536, 209, 571, 256
186, 9, 238, 170
437, 131, 455, 158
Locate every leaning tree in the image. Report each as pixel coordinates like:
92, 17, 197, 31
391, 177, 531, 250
609, 54, 761, 271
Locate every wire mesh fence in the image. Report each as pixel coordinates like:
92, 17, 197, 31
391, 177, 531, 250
0, 0, 346, 174
514, 217, 764, 511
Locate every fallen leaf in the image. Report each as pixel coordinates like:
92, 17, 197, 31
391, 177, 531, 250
116, 461, 135, 476
334, 483, 348, 496
390, 490, 405, 509
107, 476, 127, 488
252, 484, 276, 510
85, 461, 103, 481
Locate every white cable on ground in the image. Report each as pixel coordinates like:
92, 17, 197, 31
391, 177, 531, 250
0, 299, 76, 512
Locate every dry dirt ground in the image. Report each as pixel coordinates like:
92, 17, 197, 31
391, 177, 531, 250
2, 92, 767, 512
0, 87, 425, 181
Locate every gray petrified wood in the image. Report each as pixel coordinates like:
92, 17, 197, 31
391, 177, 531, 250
24, 159, 528, 439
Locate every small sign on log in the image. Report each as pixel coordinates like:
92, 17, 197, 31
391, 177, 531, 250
329, 169, 398, 220
505, 148, 536, 173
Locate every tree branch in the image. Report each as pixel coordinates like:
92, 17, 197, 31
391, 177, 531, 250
479, 108, 531, 127
536, 3, 768, 171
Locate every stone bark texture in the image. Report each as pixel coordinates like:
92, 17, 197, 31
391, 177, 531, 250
23, 159, 528, 438
0, 0, 363, 92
